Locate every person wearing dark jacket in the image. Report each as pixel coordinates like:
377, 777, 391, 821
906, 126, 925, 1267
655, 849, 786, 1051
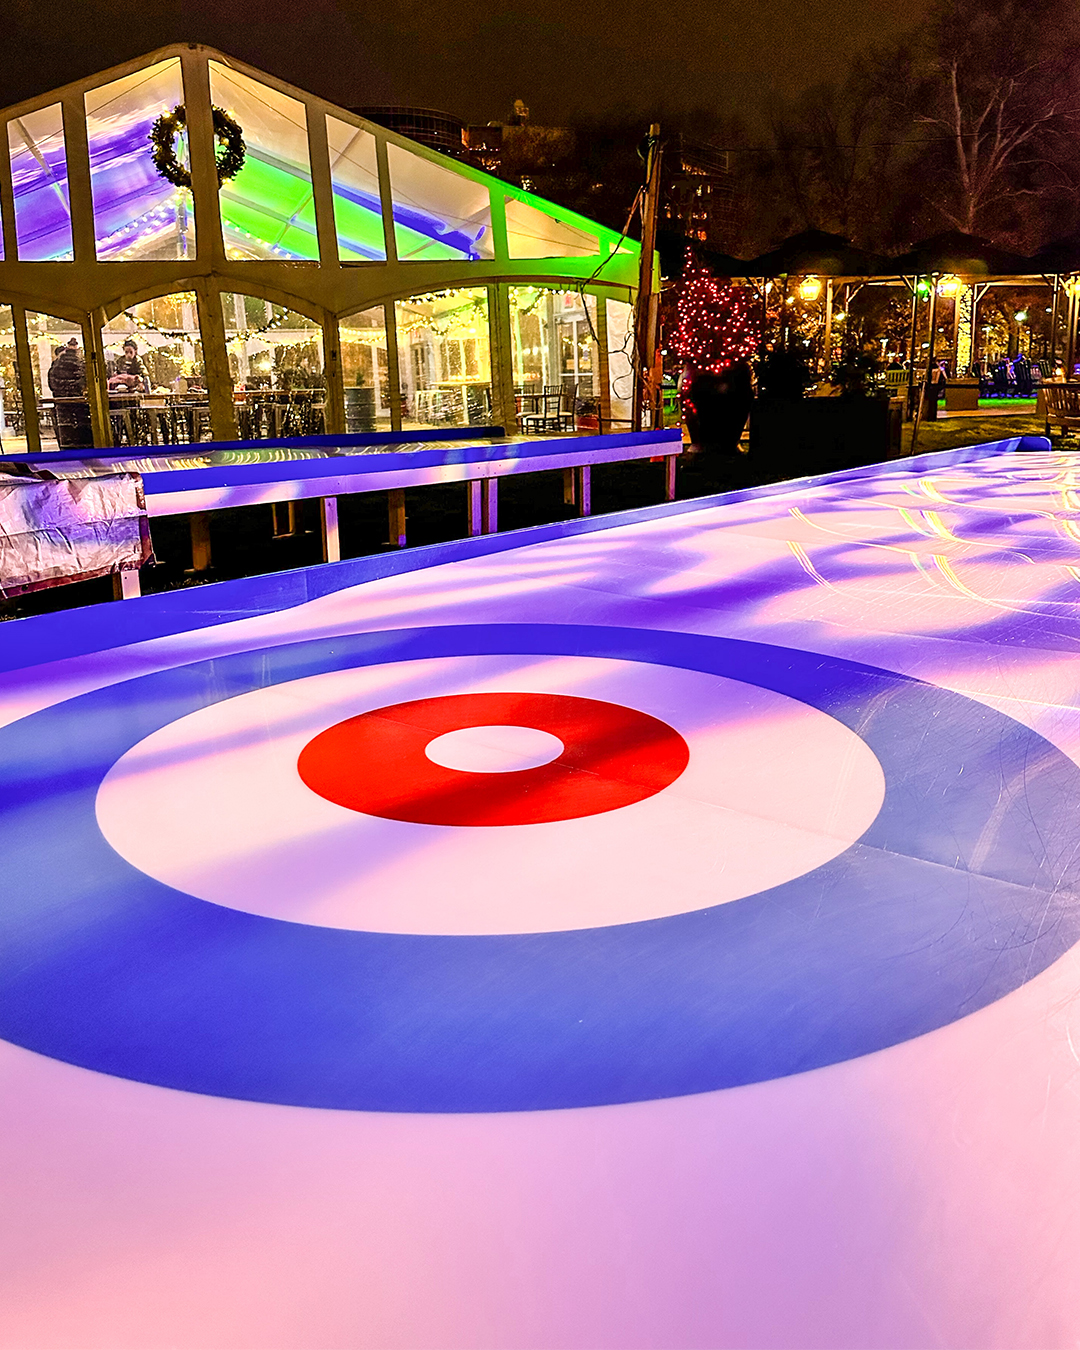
46, 338, 93, 448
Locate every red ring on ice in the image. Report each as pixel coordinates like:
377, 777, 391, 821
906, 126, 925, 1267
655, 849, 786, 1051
297, 691, 689, 826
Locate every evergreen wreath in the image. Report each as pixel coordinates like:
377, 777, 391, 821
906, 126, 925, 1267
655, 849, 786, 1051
149, 104, 246, 190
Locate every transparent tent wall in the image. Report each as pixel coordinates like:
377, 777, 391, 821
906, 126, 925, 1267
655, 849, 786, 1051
387, 144, 493, 262
8, 105, 73, 261
221, 293, 325, 438
510, 287, 599, 398
326, 117, 386, 262
341, 308, 391, 431
209, 63, 319, 261
104, 292, 209, 444
505, 196, 599, 260
607, 298, 634, 428
26, 312, 89, 449
396, 289, 493, 429
0, 308, 25, 450
85, 58, 194, 261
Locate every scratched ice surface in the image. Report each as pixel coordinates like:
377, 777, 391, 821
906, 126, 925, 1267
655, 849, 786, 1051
2, 446, 1080, 1349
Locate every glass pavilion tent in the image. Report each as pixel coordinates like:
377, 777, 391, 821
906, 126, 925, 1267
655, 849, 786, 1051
0, 45, 641, 452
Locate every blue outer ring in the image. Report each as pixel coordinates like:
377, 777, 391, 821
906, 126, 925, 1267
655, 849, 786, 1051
2, 623, 1080, 1113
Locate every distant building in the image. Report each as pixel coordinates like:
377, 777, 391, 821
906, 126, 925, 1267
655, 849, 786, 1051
462, 101, 576, 190
663, 137, 741, 250
352, 106, 466, 158
461, 123, 504, 173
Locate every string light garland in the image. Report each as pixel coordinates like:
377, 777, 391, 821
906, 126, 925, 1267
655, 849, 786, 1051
397, 290, 488, 338
149, 104, 246, 190
670, 251, 759, 373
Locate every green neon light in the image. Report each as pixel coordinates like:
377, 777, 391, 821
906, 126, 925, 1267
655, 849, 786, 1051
331, 195, 386, 260
502, 185, 635, 259
210, 122, 638, 269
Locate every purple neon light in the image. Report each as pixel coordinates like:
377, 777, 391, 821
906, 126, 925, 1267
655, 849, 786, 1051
9, 111, 488, 263
9, 121, 73, 261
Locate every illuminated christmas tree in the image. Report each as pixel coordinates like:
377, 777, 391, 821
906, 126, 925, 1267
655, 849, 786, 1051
670, 253, 759, 372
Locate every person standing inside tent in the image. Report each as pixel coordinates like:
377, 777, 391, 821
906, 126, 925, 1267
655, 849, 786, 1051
47, 337, 92, 449
108, 338, 148, 394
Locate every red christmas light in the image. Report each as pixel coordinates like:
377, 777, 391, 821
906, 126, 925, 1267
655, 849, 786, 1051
671, 251, 759, 373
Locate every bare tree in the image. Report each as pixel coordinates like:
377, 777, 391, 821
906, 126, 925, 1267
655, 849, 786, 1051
910, 0, 1080, 240
763, 57, 902, 250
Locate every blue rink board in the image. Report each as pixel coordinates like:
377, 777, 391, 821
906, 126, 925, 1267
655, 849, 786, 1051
6, 433, 1080, 1348
0, 435, 1048, 675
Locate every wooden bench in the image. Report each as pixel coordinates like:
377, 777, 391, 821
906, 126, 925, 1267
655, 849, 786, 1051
1043, 384, 1080, 441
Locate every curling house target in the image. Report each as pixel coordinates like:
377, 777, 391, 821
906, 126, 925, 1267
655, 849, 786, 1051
1, 623, 1079, 1113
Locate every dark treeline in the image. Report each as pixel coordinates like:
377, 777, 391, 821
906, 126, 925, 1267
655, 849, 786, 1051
491, 0, 1080, 258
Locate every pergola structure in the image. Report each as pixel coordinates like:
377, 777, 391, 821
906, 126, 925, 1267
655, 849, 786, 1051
0, 45, 642, 451
662, 229, 1080, 377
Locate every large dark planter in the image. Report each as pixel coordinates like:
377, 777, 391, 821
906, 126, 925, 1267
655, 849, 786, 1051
749, 397, 902, 479
344, 385, 376, 434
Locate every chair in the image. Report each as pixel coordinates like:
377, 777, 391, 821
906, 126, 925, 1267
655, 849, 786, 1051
465, 384, 492, 424
521, 392, 574, 435
1043, 383, 1080, 442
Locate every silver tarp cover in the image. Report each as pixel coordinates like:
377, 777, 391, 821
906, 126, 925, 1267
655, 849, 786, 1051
0, 470, 150, 596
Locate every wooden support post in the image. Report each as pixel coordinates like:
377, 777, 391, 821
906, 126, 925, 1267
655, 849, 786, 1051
595, 295, 612, 434
10, 305, 41, 454
0, 113, 17, 263
563, 467, 576, 505
482, 478, 498, 534
822, 279, 834, 373
61, 96, 96, 265
383, 302, 403, 432
320, 496, 340, 562
905, 280, 919, 419
321, 310, 345, 436
307, 109, 340, 271
1049, 276, 1061, 368
910, 277, 940, 457
489, 284, 518, 433
575, 465, 591, 516
375, 135, 398, 265
665, 453, 678, 501
189, 512, 212, 571
467, 479, 483, 535
83, 307, 113, 449
181, 51, 226, 265
388, 487, 406, 547
194, 280, 239, 442
632, 123, 662, 432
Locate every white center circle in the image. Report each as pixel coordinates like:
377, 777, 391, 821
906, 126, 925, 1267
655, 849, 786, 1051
96, 654, 886, 937
425, 725, 564, 774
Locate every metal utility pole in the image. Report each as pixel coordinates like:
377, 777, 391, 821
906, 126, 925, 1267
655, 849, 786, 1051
910, 275, 940, 457
821, 279, 834, 374
904, 278, 919, 418
1065, 279, 1079, 377
632, 123, 662, 432
1048, 275, 1060, 367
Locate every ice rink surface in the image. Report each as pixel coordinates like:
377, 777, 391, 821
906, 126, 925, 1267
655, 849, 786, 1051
3, 444, 1080, 1348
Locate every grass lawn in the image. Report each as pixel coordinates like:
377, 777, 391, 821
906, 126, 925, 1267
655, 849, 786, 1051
977, 398, 1036, 409
903, 411, 1047, 456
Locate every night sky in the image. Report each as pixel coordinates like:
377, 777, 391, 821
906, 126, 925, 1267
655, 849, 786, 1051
2, 0, 927, 126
